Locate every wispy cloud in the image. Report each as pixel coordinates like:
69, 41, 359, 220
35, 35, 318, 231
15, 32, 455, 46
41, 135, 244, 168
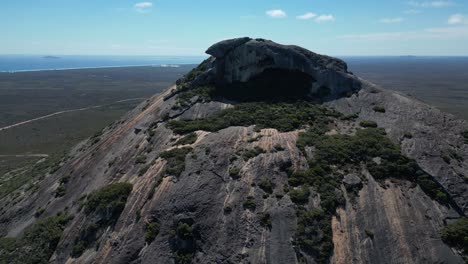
448, 14, 468, 25
297, 12, 317, 20
134, 2, 153, 13
315, 15, 335, 23
266, 9, 287, 18
407, 1, 454, 7
379, 17, 404, 23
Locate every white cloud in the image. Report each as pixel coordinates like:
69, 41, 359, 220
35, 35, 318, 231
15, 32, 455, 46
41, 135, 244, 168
266, 9, 287, 18
407, 1, 454, 7
134, 2, 153, 13
448, 14, 468, 25
315, 15, 335, 23
404, 9, 423, 14
297, 12, 317, 20
380, 17, 404, 23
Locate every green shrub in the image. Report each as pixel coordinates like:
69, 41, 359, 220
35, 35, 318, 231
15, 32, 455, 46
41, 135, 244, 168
0, 214, 73, 264
260, 213, 272, 229
139, 164, 151, 176
295, 208, 333, 263
340, 113, 359, 120
176, 222, 193, 240
258, 177, 274, 194
462, 131, 468, 144
289, 186, 311, 205
34, 207, 46, 218
242, 146, 266, 161
144, 221, 160, 243
168, 101, 338, 135
373, 106, 386, 113
243, 196, 256, 211
160, 147, 192, 177
224, 205, 233, 214
55, 185, 66, 197
175, 132, 198, 145
229, 167, 241, 178
403, 132, 413, 139
135, 155, 147, 164
440, 218, 468, 255
359, 120, 378, 128
82, 182, 133, 219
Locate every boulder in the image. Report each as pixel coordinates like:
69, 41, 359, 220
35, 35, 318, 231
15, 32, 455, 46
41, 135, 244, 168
202, 37, 362, 101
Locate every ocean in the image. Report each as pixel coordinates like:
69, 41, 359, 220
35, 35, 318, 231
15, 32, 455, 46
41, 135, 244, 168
0, 55, 207, 72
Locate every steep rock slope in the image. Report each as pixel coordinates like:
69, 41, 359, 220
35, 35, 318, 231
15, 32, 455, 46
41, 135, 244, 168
0, 38, 467, 264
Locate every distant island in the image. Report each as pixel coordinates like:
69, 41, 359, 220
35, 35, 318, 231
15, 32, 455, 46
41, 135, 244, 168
42, 56, 61, 59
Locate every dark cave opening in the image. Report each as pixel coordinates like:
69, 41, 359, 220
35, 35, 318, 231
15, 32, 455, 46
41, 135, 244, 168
213, 68, 316, 102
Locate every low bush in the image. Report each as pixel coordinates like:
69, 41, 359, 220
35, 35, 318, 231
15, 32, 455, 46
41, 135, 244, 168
289, 186, 311, 205
462, 131, 468, 144
82, 182, 133, 219
359, 120, 378, 128
0, 213, 73, 264
258, 177, 274, 194
139, 164, 151, 176
243, 196, 256, 211
260, 213, 272, 229
160, 147, 192, 177
440, 217, 468, 255
144, 220, 160, 243
135, 155, 147, 164
242, 146, 266, 161
175, 132, 198, 145
373, 106, 386, 113
340, 113, 359, 121
168, 101, 339, 135
295, 208, 333, 264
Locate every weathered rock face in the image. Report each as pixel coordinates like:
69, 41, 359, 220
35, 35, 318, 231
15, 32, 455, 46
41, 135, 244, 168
198, 38, 361, 101
0, 38, 467, 264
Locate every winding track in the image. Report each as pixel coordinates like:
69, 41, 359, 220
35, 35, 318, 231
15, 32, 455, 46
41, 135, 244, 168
0, 98, 147, 132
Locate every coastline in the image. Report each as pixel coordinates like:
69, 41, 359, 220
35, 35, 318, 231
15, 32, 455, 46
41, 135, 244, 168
0, 63, 194, 73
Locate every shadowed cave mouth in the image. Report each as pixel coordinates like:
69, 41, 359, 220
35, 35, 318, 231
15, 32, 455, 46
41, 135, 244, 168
212, 68, 329, 102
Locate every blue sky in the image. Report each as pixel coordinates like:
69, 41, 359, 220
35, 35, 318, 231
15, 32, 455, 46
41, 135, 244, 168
2, 0, 468, 56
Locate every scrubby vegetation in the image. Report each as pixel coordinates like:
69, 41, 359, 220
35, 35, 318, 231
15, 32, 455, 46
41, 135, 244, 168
172, 86, 215, 110
135, 155, 147, 164
81, 182, 133, 217
463, 131, 468, 144
373, 106, 386, 113
295, 208, 333, 264
160, 147, 192, 177
229, 167, 241, 178
0, 213, 73, 264
260, 213, 272, 229
242, 146, 266, 161
144, 220, 160, 243
72, 183, 133, 257
170, 221, 197, 264
340, 113, 359, 121
291, 126, 453, 262
175, 132, 198, 145
168, 101, 339, 135
243, 196, 256, 211
440, 217, 468, 256
138, 164, 151, 176
359, 120, 378, 128
258, 177, 274, 194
